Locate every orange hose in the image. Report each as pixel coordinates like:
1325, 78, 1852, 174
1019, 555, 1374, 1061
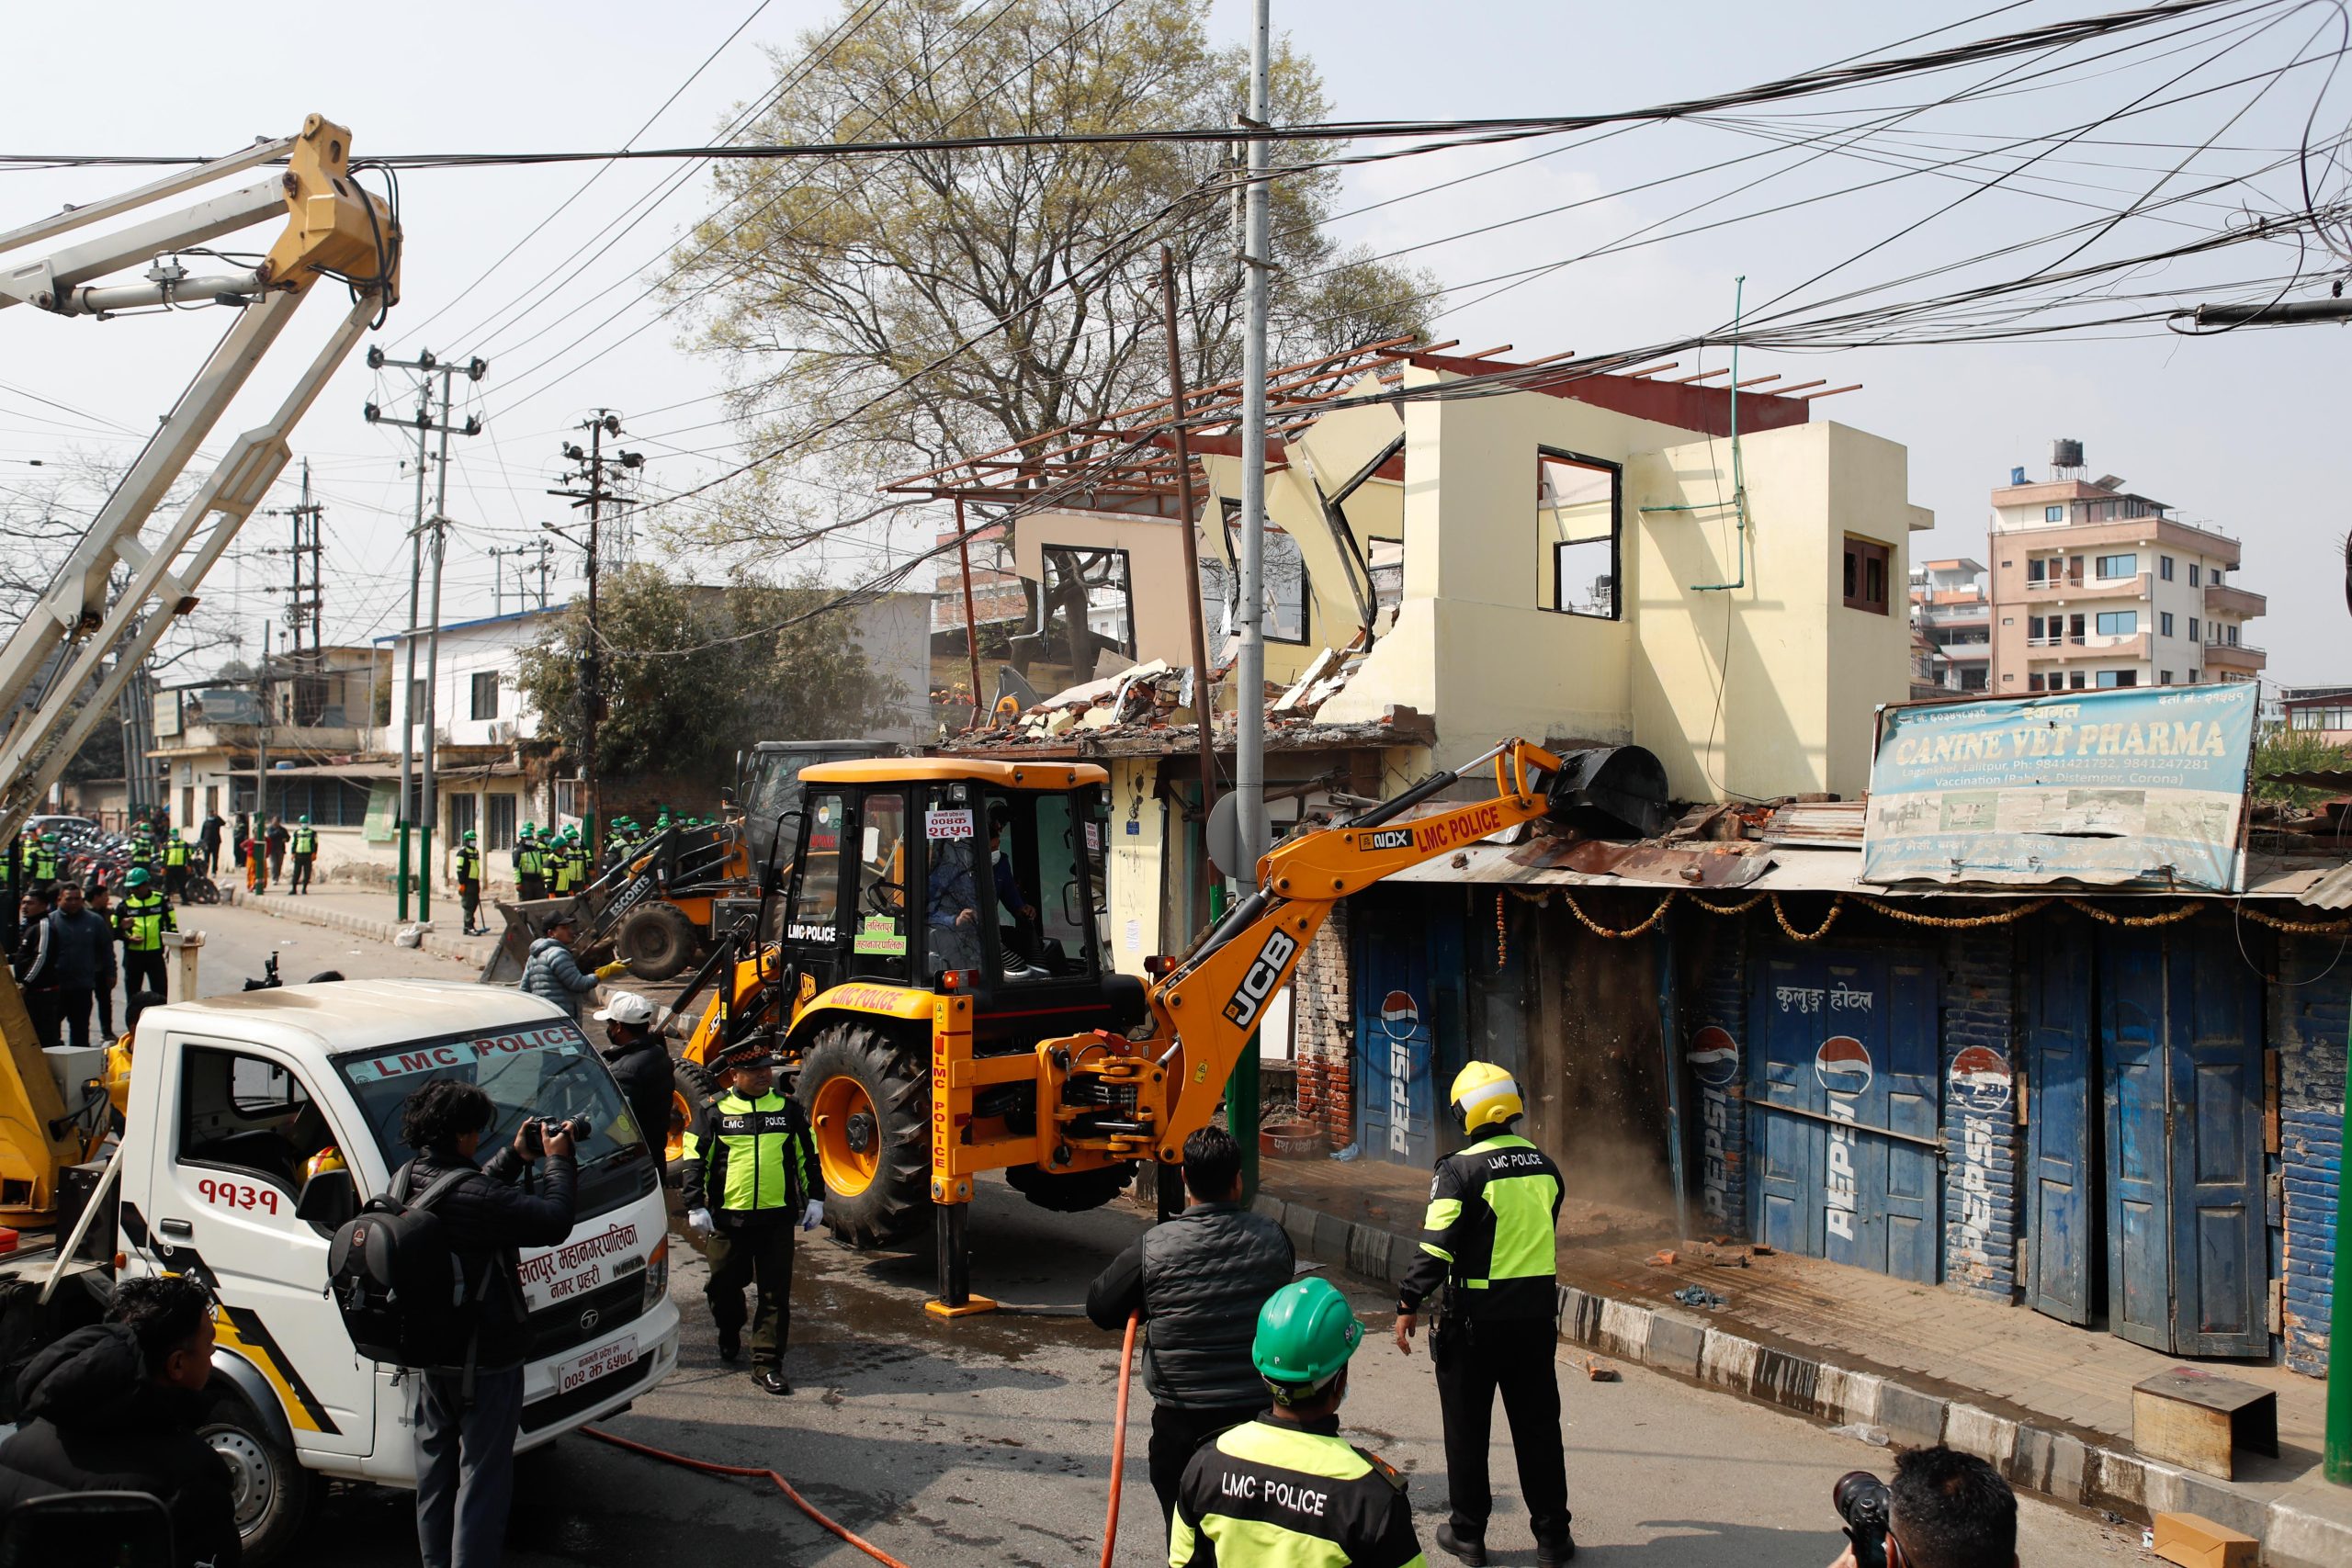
582, 1424, 917, 1568
583, 1308, 1143, 1568
1100, 1309, 1139, 1568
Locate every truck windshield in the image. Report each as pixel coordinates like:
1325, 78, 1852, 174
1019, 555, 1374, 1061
331, 1022, 648, 1211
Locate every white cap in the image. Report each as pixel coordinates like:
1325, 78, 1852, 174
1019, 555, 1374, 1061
593, 992, 656, 1026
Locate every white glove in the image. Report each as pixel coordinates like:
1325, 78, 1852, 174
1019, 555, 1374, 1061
802, 1200, 825, 1231
686, 1208, 713, 1237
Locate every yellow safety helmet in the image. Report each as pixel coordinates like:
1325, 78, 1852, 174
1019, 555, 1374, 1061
1449, 1061, 1523, 1134
303, 1145, 347, 1186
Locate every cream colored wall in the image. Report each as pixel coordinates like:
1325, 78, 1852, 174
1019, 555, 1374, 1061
1323, 367, 1698, 752
1012, 512, 1195, 671
1629, 420, 1924, 803
1102, 757, 1165, 976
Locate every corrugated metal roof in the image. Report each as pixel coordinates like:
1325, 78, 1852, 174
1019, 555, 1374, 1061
2301, 861, 2352, 910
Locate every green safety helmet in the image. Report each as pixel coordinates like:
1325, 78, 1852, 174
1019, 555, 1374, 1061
522, 823, 537, 838
563, 826, 579, 840
1251, 1278, 1363, 1398
463, 829, 478, 842
125, 867, 152, 888
40, 833, 56, 844
299, 814, 311, 825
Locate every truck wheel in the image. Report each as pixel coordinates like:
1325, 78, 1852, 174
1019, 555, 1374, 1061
797, 1021, 930, 1248
1006, 1161, 1137, 1213
200, 1390, 313, 1565
616, 903, 700, 981
667, 1056, 721, 1177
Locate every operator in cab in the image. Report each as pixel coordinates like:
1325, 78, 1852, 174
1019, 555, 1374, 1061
681, 1042, 822, 1394
1394, 1065, 1572, 1566
1170, 1278, 1425, 1568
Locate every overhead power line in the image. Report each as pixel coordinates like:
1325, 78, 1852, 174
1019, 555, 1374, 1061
0, 2, 2256, 172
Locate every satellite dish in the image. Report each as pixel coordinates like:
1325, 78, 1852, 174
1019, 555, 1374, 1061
1205, 792, 1272, 879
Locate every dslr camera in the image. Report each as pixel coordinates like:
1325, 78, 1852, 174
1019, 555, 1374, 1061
520, 1114, 593, 1156
1833, 1471, 1892, 1568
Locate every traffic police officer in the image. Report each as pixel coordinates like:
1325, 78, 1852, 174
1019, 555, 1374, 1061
163, 831, 192, 900
1171, 1277, 1426, 1568
29, 834, 60, 890
515, 827, 548, 902
550, 829, 579, 898
115, 866, 175, 1003
288, 815, 319, 893
454, 830, 484, 934
681, 1043, 822, 1394
1395, 1063, 1571, 1566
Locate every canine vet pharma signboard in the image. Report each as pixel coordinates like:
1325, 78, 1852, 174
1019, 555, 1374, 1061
1862, 682, 2257, 892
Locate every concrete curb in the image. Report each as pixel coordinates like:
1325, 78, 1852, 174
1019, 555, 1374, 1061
1250, 1190, 2352, 1568
221, 890, 495, 966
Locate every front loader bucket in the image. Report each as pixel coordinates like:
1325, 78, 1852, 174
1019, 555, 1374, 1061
477, 897, 595, 984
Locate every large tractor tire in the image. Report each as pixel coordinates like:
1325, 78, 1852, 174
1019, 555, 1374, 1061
1006, 1161, 1137, 1213
616, 902, 700, 981
665, 1055, 722, 1179
796, 1021, 931, 1248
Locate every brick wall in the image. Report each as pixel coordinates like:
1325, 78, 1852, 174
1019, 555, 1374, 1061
1292, 902, 1353, 1147
2277, 930, 2348, 1378
1941, 923, 2021, 1301
1682, 906, 1749, 1239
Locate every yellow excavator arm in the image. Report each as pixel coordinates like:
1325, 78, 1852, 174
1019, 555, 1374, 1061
1105, 738, 1566, 1166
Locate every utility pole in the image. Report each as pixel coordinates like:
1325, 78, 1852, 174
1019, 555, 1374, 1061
364, 348, 486, 920
1227, 0, 1273, 1200
254, 621, 270, 824
547, 412, 642, 863
486, 542, 552, 615
1159, 246, 1220, 841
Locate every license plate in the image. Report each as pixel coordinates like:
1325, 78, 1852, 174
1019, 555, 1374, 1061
555, 1336, 639, 1395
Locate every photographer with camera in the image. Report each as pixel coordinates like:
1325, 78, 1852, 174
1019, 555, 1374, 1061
398, 1079, 580, 1568
1830, 1446, 2018, 1568
680, 1042, 820, 1395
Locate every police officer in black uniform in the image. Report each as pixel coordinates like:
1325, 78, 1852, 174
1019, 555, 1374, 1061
1395, 1063, 1572, 1566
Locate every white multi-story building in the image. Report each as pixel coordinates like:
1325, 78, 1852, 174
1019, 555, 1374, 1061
1984, 446, 2265, 694
1910, 557, 1990, 692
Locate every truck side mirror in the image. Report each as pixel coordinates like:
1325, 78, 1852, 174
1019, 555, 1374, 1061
295, 1169, 357, 1231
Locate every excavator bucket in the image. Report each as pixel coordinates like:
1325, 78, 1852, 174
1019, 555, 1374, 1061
477, 897, 599, 984
1544, 744, 1672, 840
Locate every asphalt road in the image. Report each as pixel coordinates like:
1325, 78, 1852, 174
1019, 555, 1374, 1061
166, 902, 480, 998
300, 1174, 2150, 1568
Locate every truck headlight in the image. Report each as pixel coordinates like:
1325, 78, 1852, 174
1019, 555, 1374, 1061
642, 1236, 669, 1312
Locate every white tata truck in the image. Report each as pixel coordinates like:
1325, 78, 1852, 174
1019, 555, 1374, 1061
4, 979, 681, 1560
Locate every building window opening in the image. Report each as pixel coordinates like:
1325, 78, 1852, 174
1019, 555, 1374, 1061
1535, 450, 1620, 619
1843, 536, 1891, 615
1215, 502, 1310, 645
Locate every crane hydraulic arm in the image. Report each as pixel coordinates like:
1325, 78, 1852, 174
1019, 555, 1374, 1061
1069, 738, 1566, 1168
0, 114, 397, 1218
0, 114, 398, 845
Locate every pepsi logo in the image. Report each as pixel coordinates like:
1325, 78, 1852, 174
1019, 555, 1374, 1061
1950, 1045, 2012, 1114
1814, 1035, 1873, 1098
1380, 990, 1419, 1039
1688, 1025, 1739, 1089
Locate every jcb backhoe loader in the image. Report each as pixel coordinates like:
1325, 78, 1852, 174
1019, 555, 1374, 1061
662, 738, 1645, 1312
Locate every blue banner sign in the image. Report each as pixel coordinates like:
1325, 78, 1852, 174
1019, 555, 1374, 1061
1861, 682, 2258, 891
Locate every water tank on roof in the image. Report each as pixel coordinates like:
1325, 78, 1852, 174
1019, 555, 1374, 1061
2051, 437, 2084, 470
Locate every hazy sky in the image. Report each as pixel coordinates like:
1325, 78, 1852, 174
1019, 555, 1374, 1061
4, 0, 2346, 683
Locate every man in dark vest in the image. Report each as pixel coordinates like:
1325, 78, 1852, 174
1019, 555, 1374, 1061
1086, 1123, 1296, 1526
454, 829, 484, 935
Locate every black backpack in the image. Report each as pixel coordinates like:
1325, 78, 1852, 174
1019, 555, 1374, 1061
324, 1164, 482, 1371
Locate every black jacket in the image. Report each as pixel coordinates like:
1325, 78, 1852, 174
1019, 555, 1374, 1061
602, 1038, 673, 1160
41, 908, 112, 990
11, 914, 53, 988
1087, 1201, 1295, 1410
0, 1324, 239, 1568
402, 1145, 578, 1370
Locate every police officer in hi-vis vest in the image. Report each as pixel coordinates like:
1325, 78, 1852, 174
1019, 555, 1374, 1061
115, 866, 176, 1004
681, 1042, 822, 1394
454, 829, 484, 934
1395, 1064, 1572, 1566
1171, 1277, 1427, 1568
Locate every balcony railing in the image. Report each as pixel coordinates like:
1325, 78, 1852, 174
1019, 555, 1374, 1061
2025, 631, 2153, 661
2018, 570, 2150, 602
